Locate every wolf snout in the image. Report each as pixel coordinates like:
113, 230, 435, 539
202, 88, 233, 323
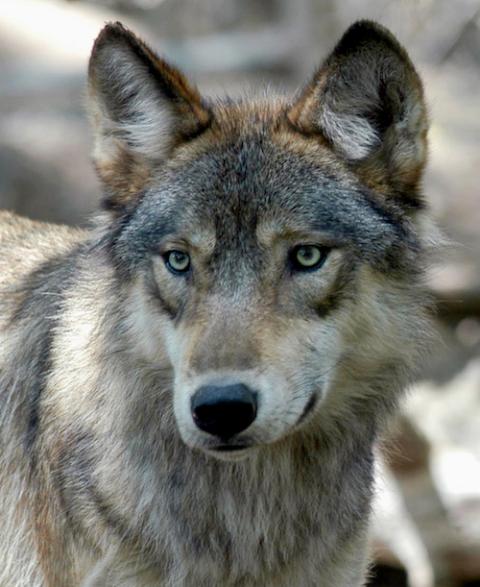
191, 383, 257, 439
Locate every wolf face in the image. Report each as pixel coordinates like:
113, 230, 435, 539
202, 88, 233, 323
88, 22, 430, 459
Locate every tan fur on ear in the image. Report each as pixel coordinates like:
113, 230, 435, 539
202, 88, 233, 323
88, 22, 211, 212
288, 21, 428, 203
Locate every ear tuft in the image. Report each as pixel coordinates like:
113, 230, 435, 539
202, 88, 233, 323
88, 23, 211, 210
288, 21, 428, 196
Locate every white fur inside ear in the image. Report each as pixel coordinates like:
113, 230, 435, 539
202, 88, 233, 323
320, 108, 380, 160
93, 45, 175, 161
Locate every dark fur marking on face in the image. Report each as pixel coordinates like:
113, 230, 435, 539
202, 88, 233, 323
297, 394, 319, 425
313, 256, 358, 319
210, 444, 250, 452
357, 187, 420, 242
304, 182, 416, 267
108, 202, 179, 275
314, 295, 339, 319
145, 267, 178, 320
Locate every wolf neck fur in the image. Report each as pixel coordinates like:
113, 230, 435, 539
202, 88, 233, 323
0, 242, 377, 584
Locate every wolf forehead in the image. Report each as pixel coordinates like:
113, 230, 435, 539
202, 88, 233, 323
112, 104, 415, 271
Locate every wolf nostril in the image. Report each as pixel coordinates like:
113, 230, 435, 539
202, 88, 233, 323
191, 384, 257, 439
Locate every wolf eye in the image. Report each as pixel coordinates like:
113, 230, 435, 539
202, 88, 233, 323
291, 245, 328, 271
165, 250, 191, 274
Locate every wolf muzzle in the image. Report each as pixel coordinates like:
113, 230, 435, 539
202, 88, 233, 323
191, 383, 257, 439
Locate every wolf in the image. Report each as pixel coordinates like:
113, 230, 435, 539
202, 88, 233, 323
0, 19, 435, 587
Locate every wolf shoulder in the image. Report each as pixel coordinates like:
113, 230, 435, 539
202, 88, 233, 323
0, 210, 86, 287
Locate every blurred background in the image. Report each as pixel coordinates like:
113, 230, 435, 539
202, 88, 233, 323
1, 1, 479, 585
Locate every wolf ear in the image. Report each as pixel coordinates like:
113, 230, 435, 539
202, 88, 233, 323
288, 21, 428, 199
88, 23, 211, 212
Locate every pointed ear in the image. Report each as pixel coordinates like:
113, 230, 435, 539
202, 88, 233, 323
288, 21, 428, 201
88, 22, 211, 212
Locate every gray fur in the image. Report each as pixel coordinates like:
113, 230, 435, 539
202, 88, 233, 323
0, 20, 435, 587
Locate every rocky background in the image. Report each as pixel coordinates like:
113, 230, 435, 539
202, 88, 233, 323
1, 1, 479, 585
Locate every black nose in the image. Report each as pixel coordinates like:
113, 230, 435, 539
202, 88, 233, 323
191, 384, 257, 439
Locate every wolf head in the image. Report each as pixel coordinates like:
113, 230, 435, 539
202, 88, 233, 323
88, 21, 432, 459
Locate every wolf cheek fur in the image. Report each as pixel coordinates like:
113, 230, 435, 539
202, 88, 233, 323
0, 20, 435, 587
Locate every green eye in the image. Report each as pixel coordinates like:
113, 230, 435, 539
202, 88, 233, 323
165, 250, 191, 274
291, 245, 328, 271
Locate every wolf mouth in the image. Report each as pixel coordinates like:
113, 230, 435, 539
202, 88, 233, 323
297, 393, 319, 425
213, 444, 250, 452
